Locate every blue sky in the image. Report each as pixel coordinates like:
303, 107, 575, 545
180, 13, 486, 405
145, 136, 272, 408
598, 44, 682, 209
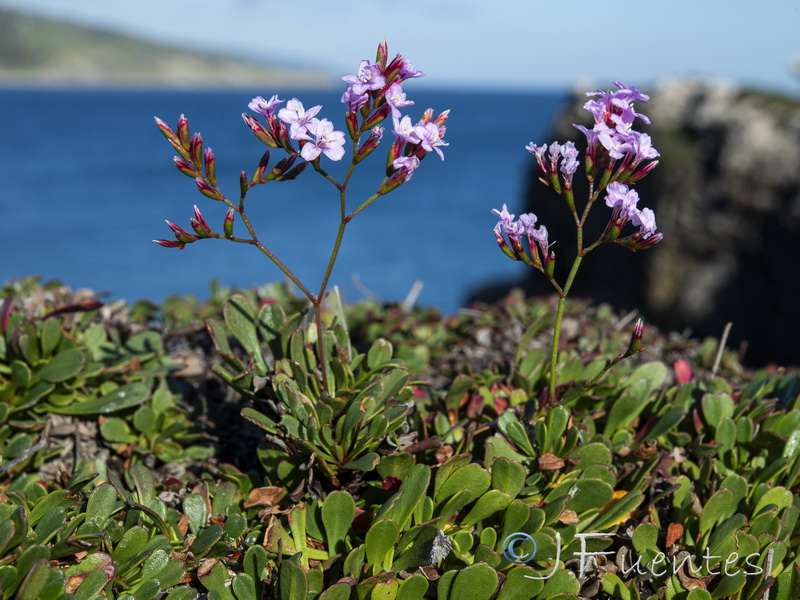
1, 0, 799, 93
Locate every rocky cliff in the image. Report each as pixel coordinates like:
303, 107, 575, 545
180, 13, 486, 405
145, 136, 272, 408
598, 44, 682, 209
474, 80, 800, 366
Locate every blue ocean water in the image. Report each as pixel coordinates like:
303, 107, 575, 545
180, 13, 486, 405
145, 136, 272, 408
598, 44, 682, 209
1, 88, 566, 314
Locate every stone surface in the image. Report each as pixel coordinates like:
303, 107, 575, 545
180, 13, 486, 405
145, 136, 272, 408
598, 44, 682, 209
472, 79, 800, 366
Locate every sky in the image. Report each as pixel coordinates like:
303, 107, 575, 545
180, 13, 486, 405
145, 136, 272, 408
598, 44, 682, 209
1, 0, 799, 94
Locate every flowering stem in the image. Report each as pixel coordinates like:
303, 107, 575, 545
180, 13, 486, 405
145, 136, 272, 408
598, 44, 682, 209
311, 145, 366, 395
251, 240, 316, 303
548, 253, 583, 404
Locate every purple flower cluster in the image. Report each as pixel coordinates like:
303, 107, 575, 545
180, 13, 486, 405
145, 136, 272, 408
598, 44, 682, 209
490, 203, 552, 271
574, 81, 660, 171
494, 82, 663, 269
603, 182, 661, 246
241, 41, 448, 189
340, 50, 447, 188
526, 141, 580, 191
155, 41, 447, 253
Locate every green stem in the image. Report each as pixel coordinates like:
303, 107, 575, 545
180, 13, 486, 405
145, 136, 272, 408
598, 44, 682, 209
251, 240, 316, 304
311, 144, 361, 396
548, 254, 583, 403
346, 191, 381, 223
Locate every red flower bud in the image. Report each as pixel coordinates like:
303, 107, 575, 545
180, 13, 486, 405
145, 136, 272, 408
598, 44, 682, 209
264, 156, 297, 182
363, 104, 391, 130
377, 170, 407, 195
223, 208, 235, 238
276, 161, 308, 181
544, 251, 556, 278
176, 114, 190, 150
385, 139, 403, 175
173, 156, 200, 178
190, 133, 203, 169
190, 205, 214, 237
355, 128, 383, 164
345, 111, 359, 140
628, 160, 659, 183
203, 147, 217, 186
195, 177, 224, 201
242, 113, 278, 148
433, 110, 450, 128
153, 239, 185, 250
383, 54, 404, 85
627, 318, 644, 355
494, 227, 518, 261
376, 39, 388, 70
250, 150, 271, 185
154, 117, 178, 143
165, 220, 198, 244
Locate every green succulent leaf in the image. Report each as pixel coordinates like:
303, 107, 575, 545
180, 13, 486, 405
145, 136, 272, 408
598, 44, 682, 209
322, 491, 355, 556
449, 562, 499, 600
47, 381, 149, 415
279, 558, 309, 600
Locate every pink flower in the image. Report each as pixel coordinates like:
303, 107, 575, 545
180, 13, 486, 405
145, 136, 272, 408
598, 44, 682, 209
385, 82, 414, 118
412, 122, 448, 160
248, 94, 283, 118
342, 60, 386, 95
277, 98, 322, 140
296, 118, 345, 161
392, 156, 420, 181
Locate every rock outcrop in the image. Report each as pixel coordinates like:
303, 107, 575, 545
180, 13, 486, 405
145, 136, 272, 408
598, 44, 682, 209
473, 80, 800, 366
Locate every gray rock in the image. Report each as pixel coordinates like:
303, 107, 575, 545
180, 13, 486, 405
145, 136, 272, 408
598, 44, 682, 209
473, 80, 800, 366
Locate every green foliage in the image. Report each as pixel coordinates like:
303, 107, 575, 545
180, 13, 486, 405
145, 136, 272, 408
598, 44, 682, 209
212, 293, 417, 481
2, 280, 800, 600
0, 279, 212, 482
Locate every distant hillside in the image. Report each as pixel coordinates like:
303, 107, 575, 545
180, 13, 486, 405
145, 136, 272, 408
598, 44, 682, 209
0, 7, 333, 88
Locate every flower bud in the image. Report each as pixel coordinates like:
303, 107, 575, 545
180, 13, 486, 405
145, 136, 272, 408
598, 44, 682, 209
276, 161, 309, 181
223, 208, 235, 238
377, 170, 407, 195
626, 318, 644, 355
544, 252, 556, 278
195, 177, 224, 201
275, 121, 293, 150
153, 239, 185, 250
494, 226, 518, 261
239, 170, 248, 196
174, 156, 200, 178
628, 232, 664, 251
250, 150, 271, 185
385, 139, 403, 175
355, 127, 384, 164
419, 108, 434, 124
190, 133, 203, 169
506, 235, 533, 266
265, 156, 297, 182
242, 113, 278, 147
628, 160, 659, 183
433, 110, 451, 128
177, 114, 191, 150
190, 205, 214, 237
154, 117, 178, 143
364, 104, 391, 130
345, 111, 359, 140
203, 147, 217, 186
383, 54, 404, 85
376, 39, 388, 70
165, 220, 198, 244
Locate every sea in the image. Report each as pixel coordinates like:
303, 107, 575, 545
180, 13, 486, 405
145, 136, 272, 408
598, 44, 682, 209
1, 88, 567, 314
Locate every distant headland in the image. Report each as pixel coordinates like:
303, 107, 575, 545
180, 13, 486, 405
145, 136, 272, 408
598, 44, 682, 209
0, 7, 334, 89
